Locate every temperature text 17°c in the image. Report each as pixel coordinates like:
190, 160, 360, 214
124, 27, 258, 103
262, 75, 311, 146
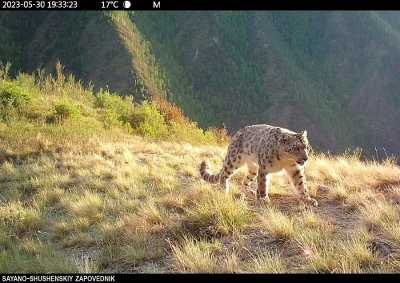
100, 1, 161, 9
101, 1, 119, 8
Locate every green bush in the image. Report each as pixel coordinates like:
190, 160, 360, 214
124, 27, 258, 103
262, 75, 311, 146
103, 108, 120, 129
0, 104, 17, 123
0, 81, 33, 123
0, 81, 31, 108
129, 101, 168, 138
95, 89, 133, 128
0, 65, 226, 146
168, 122, 214, 145
53, 99, 80, 123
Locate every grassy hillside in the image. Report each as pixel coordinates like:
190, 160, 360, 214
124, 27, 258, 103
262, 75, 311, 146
1, 11, 400, 158
1, 67, 400, 273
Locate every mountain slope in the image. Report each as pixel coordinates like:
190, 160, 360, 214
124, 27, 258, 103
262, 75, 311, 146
1, 11, 400, 157
132, 11, 400, 157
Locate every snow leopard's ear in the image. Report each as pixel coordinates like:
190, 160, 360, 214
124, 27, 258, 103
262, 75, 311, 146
296, 130, 308, 143
295, 130, 307, 139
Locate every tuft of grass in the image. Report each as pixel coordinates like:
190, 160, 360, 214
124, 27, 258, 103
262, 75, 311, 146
245, 252, 286, 273
170, 237, 222, 273
98, 221, 165, 268
61, 191, 104, 223
360, 200, 399, 232
344, 189, 377, 212
125, 200, 177, 236
222, 253, 241, 273
300, 228, 378, 273
300, 210, 325, 228
328, 184, 348, 202
0, 202, 43, 235
340, 233, 376, 272
183, 189, 252, 237
259, 207, 295, 241
120, 234, 165, 264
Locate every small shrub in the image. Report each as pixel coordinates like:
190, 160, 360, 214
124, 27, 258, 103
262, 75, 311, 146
53, 99, 80, 123
153, 96, 190, 125
95, 89, 133, 116
103, 108, 120, 129
0, 81, 31, 108
0, 81, 33, 122
95, 89, 133, 129
129, 101, 168, 138
153, 96, 229, 145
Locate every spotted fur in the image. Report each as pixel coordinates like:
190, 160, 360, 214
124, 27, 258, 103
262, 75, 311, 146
200, 124, 318, 206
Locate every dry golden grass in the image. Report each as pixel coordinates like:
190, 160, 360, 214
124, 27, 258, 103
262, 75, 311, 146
170, 237, 222, 273
1, 131, 399, 273
245, 252, 287, 273
258, 207, 296, 241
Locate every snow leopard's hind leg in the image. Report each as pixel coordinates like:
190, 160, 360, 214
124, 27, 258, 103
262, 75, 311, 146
256, 167, 271, 201
200, 132, 246, 194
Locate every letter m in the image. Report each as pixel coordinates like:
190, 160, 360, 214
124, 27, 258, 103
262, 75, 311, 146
153, 1, 160, 8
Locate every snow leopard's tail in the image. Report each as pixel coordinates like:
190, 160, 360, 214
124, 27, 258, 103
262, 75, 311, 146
200, 161, 222, 184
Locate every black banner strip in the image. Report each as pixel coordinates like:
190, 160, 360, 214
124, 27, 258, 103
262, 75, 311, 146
2, 0, 400, 10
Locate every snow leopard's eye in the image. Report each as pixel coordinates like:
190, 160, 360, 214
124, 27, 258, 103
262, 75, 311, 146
295, 145, 305, 151
291, 146, 299, 152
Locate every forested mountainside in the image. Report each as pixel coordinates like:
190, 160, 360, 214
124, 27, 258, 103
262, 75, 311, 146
1, 11, 399, 157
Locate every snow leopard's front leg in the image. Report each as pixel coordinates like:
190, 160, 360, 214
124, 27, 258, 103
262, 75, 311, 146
256, 167, 271, 201
285, 165, 318, 206
243, 162, 258, 187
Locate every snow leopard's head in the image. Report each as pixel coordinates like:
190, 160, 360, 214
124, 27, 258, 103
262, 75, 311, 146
280, 130, 311, 166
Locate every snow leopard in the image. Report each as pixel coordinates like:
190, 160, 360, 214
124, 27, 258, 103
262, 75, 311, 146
200, 124, 318, 206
